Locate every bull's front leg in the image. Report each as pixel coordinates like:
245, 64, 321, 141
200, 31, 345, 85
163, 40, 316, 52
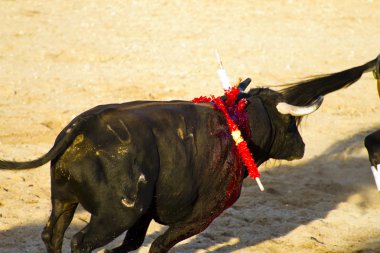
149, 220, 212, 253
106, 214, 152, 253
365, 130, 380, 190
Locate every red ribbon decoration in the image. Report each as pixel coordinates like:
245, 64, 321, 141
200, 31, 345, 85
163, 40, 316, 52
193, 87, 260, 180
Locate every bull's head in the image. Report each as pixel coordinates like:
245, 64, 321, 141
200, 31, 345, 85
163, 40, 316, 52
237, 55, 379, 165
242, 87, 322, 165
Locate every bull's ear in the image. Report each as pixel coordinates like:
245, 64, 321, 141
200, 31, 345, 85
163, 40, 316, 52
238, 78, 251, 91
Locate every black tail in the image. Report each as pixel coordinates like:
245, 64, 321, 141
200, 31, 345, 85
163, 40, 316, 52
279, 55, 379, 106
0, 119, 84, 170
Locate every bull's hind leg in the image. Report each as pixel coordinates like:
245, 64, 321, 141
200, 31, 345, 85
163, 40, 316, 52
41, 199, 78, 253
106, 214, 152, 253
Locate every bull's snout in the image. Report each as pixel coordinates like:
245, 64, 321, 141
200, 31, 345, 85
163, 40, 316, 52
286, 142, 305, 161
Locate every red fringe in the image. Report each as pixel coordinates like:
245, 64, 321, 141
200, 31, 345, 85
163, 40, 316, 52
225, 87, 240, 107
237, 98, 248, 112
193, 88, 260, 179
192, 96, 213, 103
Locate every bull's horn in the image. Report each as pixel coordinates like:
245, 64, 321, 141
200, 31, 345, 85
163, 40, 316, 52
276, 96, 324, 116
238, 78, 251, 91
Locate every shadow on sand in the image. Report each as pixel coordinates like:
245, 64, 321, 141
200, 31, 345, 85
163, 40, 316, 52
1, 128, 379, 253
172, 127, 380, 252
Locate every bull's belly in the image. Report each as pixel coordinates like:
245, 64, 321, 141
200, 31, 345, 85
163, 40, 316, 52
152, 178, 243, 226
152, 185, 197, 225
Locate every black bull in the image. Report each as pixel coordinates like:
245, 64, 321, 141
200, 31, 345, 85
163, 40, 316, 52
365, 130, 380, 167
0, 56, 378, 253
364, 56, 380, 169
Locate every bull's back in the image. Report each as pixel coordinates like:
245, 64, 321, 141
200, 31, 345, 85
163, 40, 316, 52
51, 101, 167, 213
52, 100, 219, 216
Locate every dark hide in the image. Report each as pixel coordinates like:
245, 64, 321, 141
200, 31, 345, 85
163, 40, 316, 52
0, 56, 378, 253
0, 90, 305, 253
365, 130, 380, 167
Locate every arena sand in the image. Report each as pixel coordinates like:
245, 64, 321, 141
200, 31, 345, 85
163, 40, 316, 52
0, 1, 380, 252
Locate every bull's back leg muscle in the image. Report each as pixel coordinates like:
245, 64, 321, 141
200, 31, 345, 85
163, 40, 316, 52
50, 119, 158, 252
41, 199, 78, 253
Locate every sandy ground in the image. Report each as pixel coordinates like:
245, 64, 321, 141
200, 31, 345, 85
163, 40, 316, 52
0, 1, 380, 252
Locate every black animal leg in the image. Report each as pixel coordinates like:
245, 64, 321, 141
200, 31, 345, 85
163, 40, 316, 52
106, 214, 152, 253
365, 129, 380, 166
41, 199, 78, 253
149, 221, 210, 253
71, 212, 141, 253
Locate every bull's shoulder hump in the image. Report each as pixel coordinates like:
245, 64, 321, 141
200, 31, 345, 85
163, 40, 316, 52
80, 100, 213, 114
66, 101, 157, 121
65, 100, 214, 129
115, 100, 212, 111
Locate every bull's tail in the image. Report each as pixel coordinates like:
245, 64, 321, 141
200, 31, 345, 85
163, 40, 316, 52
279, 54, 380, 106
0, 118, 84, 170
